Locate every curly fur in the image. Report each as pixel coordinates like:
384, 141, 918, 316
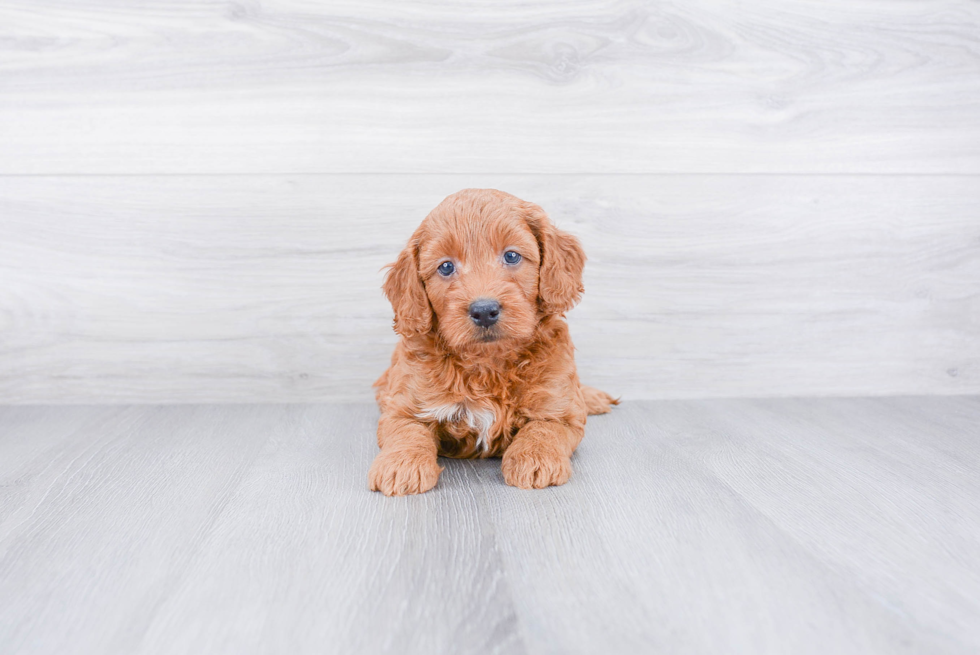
369, 189, 617, 495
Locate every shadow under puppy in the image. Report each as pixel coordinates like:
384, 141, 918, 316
370, 189, 617, 496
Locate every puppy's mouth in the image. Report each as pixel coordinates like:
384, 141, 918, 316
475, 328, 501, 343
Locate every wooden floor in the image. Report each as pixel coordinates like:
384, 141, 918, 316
1, 397, 978, 654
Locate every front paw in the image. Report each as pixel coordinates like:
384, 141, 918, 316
368, 448, 442, 496
501, 440, 572, 489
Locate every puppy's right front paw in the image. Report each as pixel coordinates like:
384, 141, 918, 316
368, 448, 442, 496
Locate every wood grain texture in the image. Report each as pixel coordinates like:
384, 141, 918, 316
1, 398, 978, 653
1, 174, 977, 403
0, 406, 277, 653
0, 0, 979, 174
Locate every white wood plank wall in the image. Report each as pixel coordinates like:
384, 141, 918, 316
0, 1, 978, 403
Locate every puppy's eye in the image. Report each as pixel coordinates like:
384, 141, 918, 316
437, 261, 455, 277
503, 251, 522, 265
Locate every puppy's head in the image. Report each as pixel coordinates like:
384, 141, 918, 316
383, 189, 585, 352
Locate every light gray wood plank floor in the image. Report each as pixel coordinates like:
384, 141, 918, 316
1, 397, 978, 654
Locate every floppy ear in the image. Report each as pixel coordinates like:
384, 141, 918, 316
382, 238, 433, 336
524, 203, 586, 315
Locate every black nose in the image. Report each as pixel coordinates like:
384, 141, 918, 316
468, 299, 501, 328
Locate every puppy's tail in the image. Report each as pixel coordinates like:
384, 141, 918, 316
581, 385, 620, 415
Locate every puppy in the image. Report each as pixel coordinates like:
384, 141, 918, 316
369, 189, 617, 496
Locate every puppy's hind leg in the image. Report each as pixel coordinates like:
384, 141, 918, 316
581, 385, 619, 415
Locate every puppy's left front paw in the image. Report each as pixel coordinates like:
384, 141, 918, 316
502, 440, 572, 489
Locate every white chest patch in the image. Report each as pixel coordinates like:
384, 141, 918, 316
417, 402, 496, 452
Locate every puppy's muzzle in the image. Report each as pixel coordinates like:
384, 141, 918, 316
468, 299, 501, 328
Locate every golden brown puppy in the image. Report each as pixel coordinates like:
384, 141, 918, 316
370, 189, 617, 496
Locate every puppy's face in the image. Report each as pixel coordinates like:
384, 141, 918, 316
418, 200, 541, 350
384, 189, 586, 353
